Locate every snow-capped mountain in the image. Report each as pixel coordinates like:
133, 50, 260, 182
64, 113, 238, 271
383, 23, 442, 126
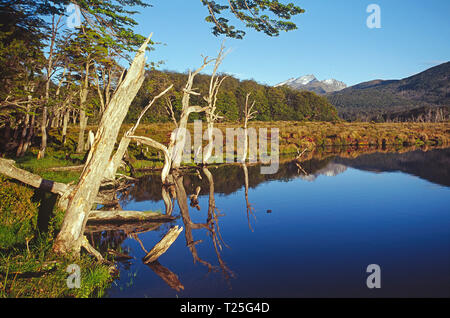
275, 75, 347, 94
275, 74, 317, 87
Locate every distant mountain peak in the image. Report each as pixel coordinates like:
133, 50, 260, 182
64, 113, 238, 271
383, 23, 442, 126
275, 75, 347, 94
294, 74, 318, 85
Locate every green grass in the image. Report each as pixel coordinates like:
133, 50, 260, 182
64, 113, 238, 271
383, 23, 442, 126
14, 150, 82, 184
0, 240, 114, 298
0, 177, 113, 298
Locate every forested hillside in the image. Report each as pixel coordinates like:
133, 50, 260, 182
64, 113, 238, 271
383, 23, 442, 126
125, 70, 339, 124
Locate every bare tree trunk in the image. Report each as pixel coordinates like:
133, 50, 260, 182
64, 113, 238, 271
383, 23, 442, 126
76, 59, 91, 153
38, 16, 63, 159
62, 108, 69, 145
127, 135, 172, 183
37, 106, 47, 159
23, 113, 35, 154
16, 103, 31, 157
0, 158, 70, 194
52, 36, 152, 257
0, 158, 116, 210
3, 123, 11, 142
104, 48, 225, 183
51, 109, 59, 128
72, 109, 77, 124
76, 109, 87, 153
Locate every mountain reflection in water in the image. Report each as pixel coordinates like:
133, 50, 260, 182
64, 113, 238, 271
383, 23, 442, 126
101, 147, 450, 298
122, 147, 450, 203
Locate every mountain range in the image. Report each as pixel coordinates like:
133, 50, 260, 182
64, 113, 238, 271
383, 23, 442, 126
276, 62, 450, 121
275, 75, 347, 94
326, 61, 450, 121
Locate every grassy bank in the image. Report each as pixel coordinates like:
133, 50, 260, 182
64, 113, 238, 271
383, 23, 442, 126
120, 121, 450, 153
8, 121, 450, 179
0, 176, 114, 298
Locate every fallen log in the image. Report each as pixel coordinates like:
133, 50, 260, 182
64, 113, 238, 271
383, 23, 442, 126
0, 158, 70, 195
47, 165, 84, 172
84, 221, 165, 234
88, 210, 175, 223
143, 225, 183, 264
0, 158, 120, 209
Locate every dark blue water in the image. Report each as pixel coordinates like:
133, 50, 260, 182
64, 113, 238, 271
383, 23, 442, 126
104, 148, 450, 297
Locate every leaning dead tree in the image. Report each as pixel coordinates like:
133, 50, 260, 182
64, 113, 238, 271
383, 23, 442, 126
52, 35, 153, 257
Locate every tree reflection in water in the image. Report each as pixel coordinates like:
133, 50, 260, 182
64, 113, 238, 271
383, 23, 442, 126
242, 163, 256, 231
89, 146, 450, 292
173, 168, 234, 281
88, 166, 236, 291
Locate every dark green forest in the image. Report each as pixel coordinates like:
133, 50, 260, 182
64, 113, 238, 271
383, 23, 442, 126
125, 70, 339, 124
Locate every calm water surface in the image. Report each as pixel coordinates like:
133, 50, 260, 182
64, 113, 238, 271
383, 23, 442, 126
103, 148, 450, 297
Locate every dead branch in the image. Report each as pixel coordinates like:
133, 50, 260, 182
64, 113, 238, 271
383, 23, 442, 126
165, 97, 178, 128
143, 225, 183, 264
295, 148, 308, 160
202, 44, 228, 164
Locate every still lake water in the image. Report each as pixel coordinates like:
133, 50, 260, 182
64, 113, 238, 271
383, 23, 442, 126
103, 147, 450, 297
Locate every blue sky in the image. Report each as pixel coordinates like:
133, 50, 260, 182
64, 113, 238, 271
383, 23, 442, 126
130, 0, 450, 87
